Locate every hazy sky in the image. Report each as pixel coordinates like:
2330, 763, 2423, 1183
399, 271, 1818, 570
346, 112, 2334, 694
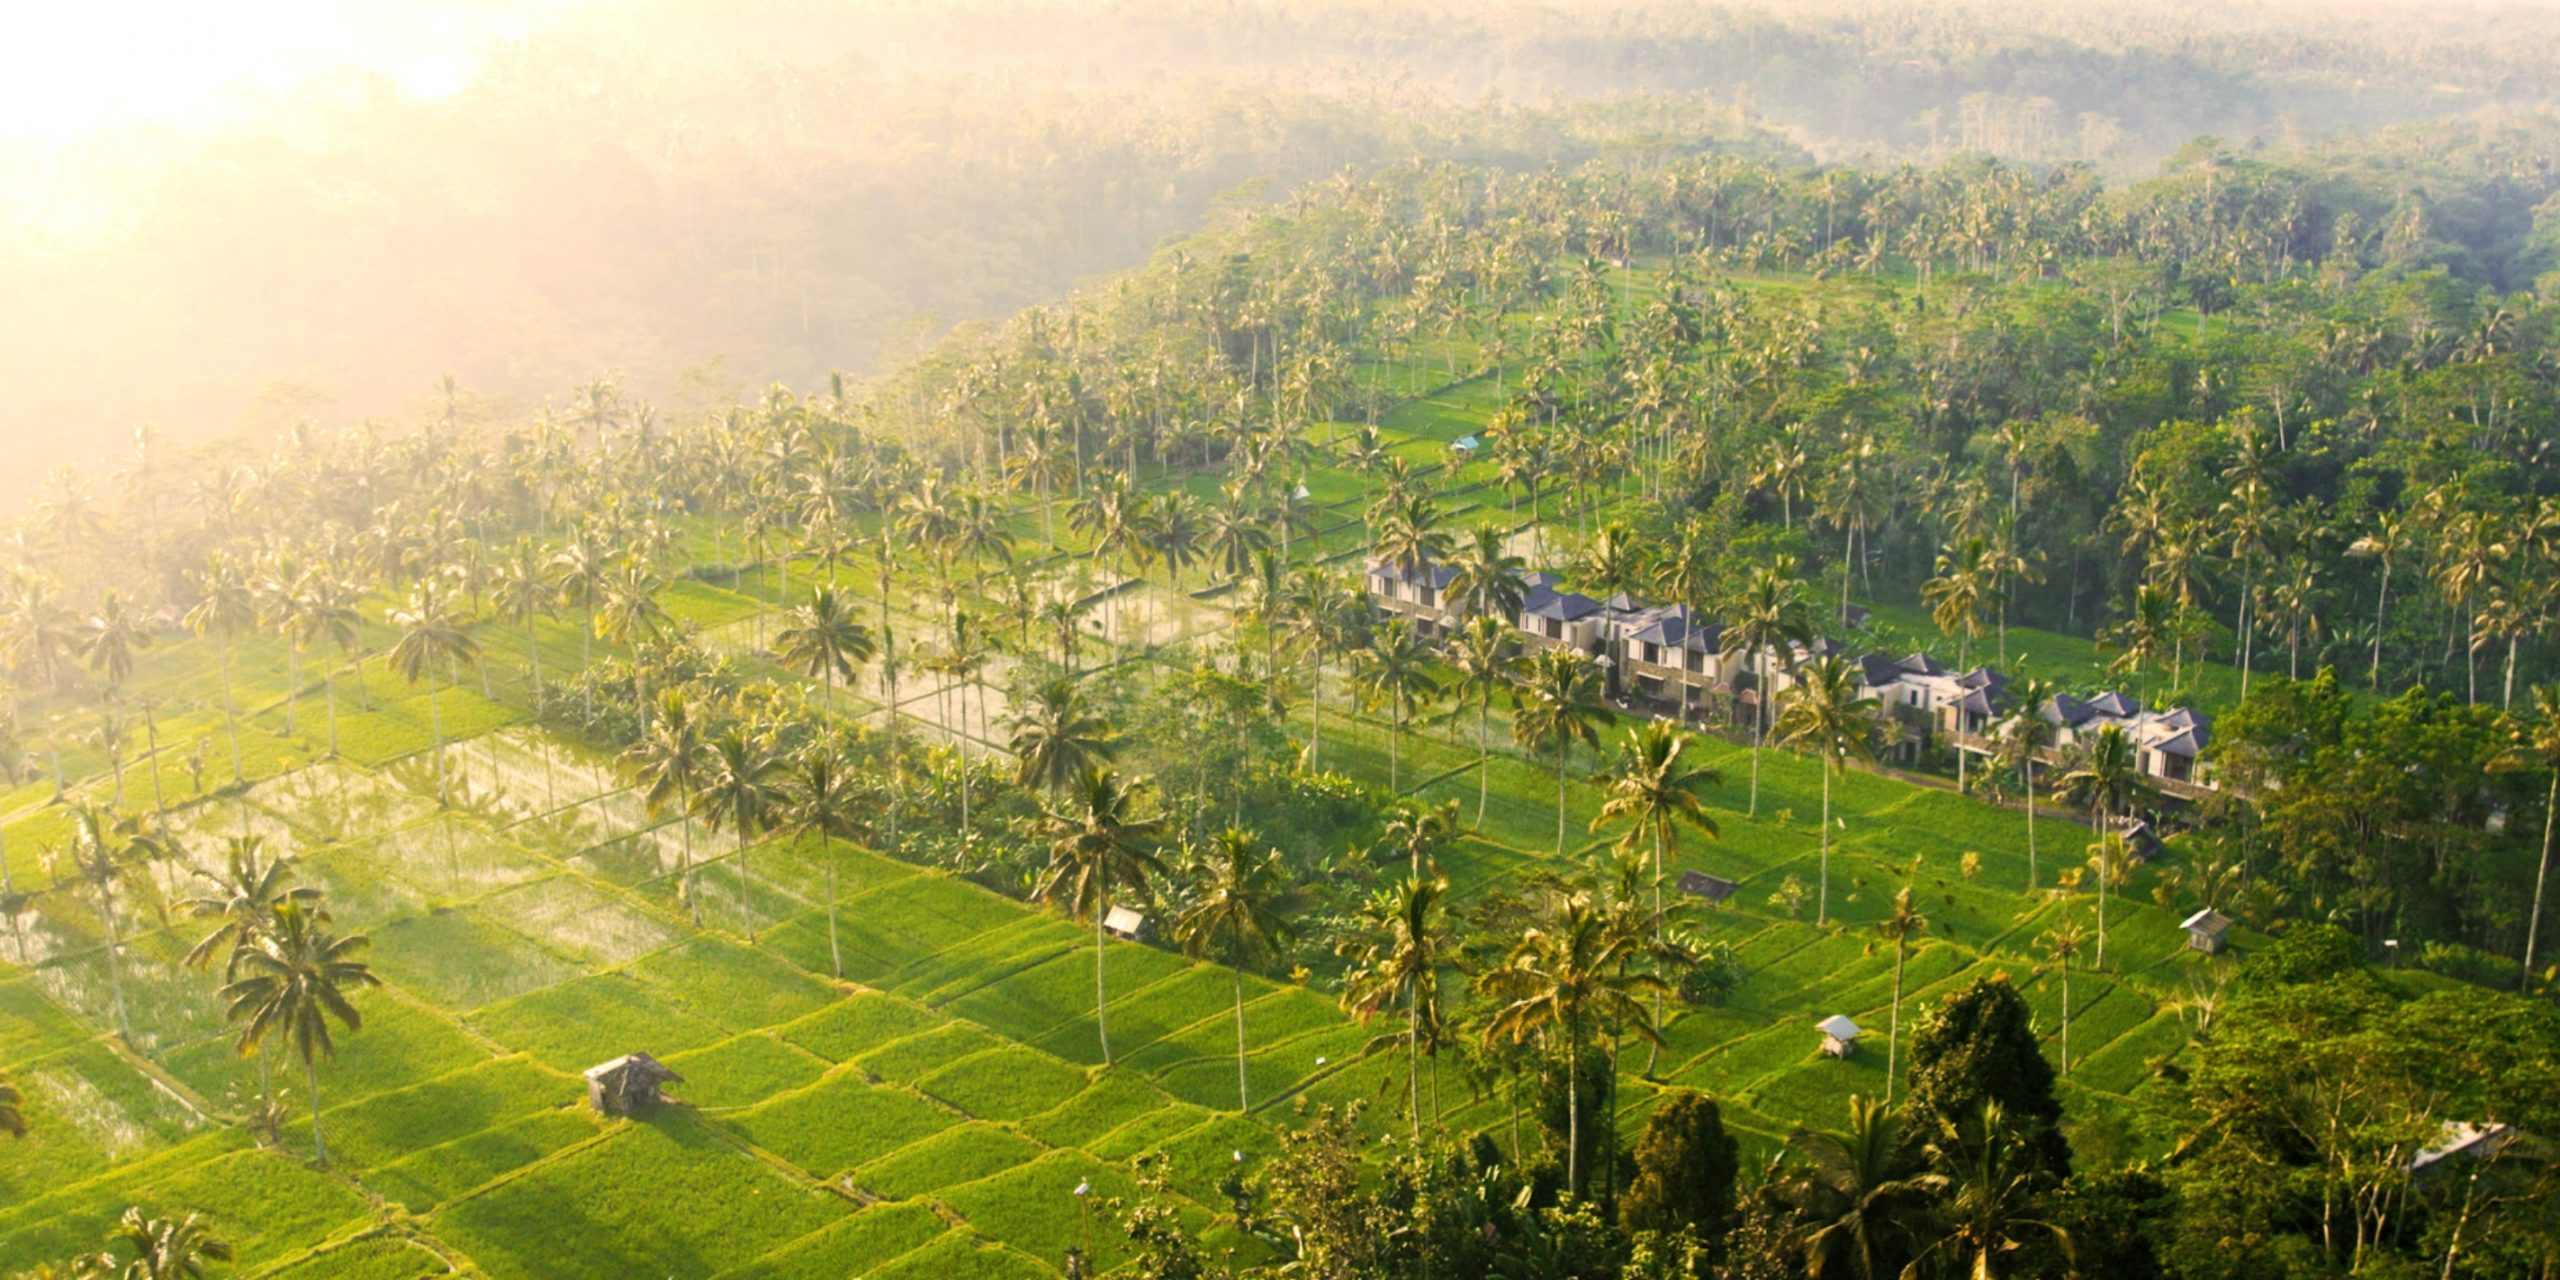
0, 1, 566, 144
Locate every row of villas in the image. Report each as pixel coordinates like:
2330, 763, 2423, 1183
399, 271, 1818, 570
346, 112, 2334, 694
1366, 555, 2212, 800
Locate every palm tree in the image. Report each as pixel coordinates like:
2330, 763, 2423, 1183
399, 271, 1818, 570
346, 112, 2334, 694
1172, 828, 1294, 1111
627, 689, 710, 925
2039, 909, 2089, 1075
772, 586, 875, 706
1878, 885, 1929, 1104
491, 538, 557, 699
1352, 619, 1442, 792
182, 558, 256, 783
1447, 616, 1520, 826
1784, 1095, 1938, 1280
593, 562, 672, 712
2492, 684, 2560, 989
1905, 1102, 2073, 1280
696, 728, 785, 942
1995, 676, 2060, 891
2053, 725, 2150, 968
1924, 537, 1993, 670
64, 804, 164, 1042
779, 742, 866, 979
84, 1207, 234, 1279
219, 900, 378, 1162
1339, 873, 1452, 1137
2348, 513, 2406, 691
81, 588, 152, 694
1008, 677, 1116, 795
1477, 887, 1667, 1196
1444, 523, 1528, 623
1774, 654, 1878, 926
386, 586, 481, 831
549, 531, 610, 715
1722, 562, 1813, 817
1510, 648, 1614, 857
179, 835, 318, 1121
1592, 720, 1718, 1070
1034, 765, 1168, 1067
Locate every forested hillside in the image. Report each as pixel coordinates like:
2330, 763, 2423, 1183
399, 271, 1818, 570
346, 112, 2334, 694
10, 0, 2560, 505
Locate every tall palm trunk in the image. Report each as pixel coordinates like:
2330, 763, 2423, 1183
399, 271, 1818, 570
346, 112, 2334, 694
1817, 764, 1834, 926
1886, 941, 1906, 1103
826, 836, 842, 979
1234, 968, 1251, 1112
678, 780, 699, 926
1554, 742, 1569, 857
2525, 771, 2556, 991
1407, 986, 1422, 1139
2370, 564, 2390, 691
1095, 904, 1114, 1066
1476, 692, 1492, 825
221, 644, 245, 783
1565, 1012, 1583, 1197
306, 1056, 327, 1162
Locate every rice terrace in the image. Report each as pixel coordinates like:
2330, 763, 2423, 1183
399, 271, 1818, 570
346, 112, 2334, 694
3, 3, 2560, 1278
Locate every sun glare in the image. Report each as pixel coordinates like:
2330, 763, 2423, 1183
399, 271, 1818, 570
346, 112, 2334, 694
0, 2, 529, 144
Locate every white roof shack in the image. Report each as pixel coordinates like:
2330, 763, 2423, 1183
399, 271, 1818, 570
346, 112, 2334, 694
2411, 1122, 2516, 1176
1818, 1014, 1862, 1058
1102, 905, 1146, 941
2180, 907, 2233, 953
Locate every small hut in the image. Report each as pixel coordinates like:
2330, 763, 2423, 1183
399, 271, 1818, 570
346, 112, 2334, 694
584, 1053, 682, 1115
1677, 870, 1738, 905
2180, 908, 2232, 955
1103, 905, 1146, 941
2411, 1122, 2517, 1178
1817, 1014, 1862, 1059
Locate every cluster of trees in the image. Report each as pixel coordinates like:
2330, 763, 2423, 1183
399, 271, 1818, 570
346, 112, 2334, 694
1080, 931, 2560, 1280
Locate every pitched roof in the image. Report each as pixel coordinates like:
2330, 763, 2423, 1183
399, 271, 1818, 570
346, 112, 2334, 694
1520, 572, 1603, 622
1103, 905, 1146, 937
1628, 604, 1722, 651
2086, 690, 2140, 717
2179, 908, 2231, 936
585, 1052, 683, 1084
1817, 1014, 1862, 1040
1368, 556, 1456, 589
1677, 870, 1738, 901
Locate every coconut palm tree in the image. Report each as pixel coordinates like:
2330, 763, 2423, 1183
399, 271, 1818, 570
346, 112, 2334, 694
2347, 512, 2407, 691
178, 835, 319, 1122
1445, 523, 1527, 623
695, 728, 785, 943
1878, 885, 1929, 1104
548, 531, 611, 714
2053, 725, 2149, 968
1783, 1095, 1939, 1280
627, 689, 711, 925
181, 558, 256, 783
1339, 874, 1451, 1138
491, 537, 557, 699
1994, 676, 2059, 891
2493, 685, 2560, 988
779, 741, 866, 979
1476, 886, 1668, 1196
1034, 765, 1168, 1067
1592, 719, 1719, 1069
2039, 908, 2089, 1075
593, 562, 672, 712
1008, 677, 1116, 796
219, 900, 378, 1163
1721, 562, 1813, 817
1511, 648, 1613, 857
1352, 619, 1442, 792
64, 804, 164, 1042
1447, 616, 1520, 826
84, 1207, 234, 1279
1774, 654, 1878, 926
385, 585, 480, 827
772, 586, 875, 706
1905, 1102, 2074, 1280
1925, 537, 1993, 670
1172, 827, 1294, 1111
